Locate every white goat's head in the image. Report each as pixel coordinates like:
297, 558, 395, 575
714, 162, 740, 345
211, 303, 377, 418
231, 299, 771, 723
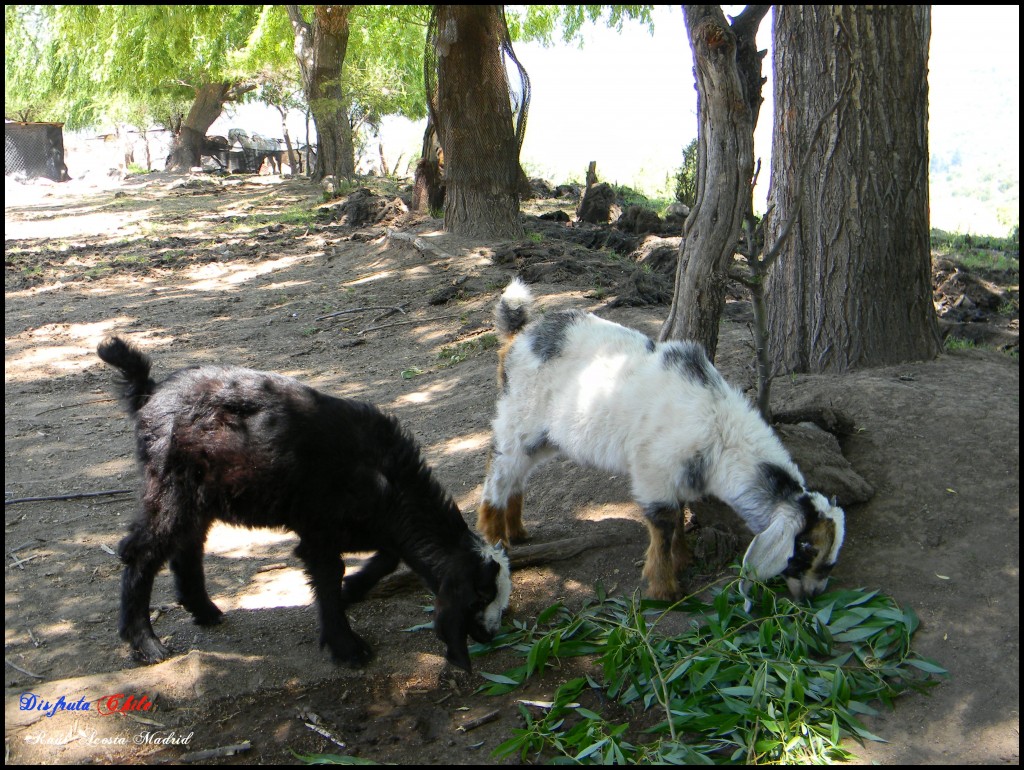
742, 492, 845, 603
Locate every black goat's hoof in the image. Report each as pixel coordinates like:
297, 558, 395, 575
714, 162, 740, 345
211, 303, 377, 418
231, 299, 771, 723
190, 602, 224, 626
325, 635, 374, 668
132, 636, 171, 664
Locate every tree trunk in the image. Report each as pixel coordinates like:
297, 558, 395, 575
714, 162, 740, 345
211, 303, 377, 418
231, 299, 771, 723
659, 6, 768, 360
165, 83, 232, 173
412, 117, 445, 215
287, 5, 356, 182
432, 5, 524, 239
765, 6, 940, 373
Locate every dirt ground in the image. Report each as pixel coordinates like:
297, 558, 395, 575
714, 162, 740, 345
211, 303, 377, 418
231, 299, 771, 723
4, 171, 1019, 765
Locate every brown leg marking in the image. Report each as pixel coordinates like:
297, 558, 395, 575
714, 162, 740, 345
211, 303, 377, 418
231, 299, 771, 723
642, 518, 680, 601
505, 493, 528, 544
671, 522, 693, 575
477, 500, 509, 547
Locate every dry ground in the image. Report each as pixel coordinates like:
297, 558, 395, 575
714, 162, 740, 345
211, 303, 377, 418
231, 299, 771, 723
4, 172, 1019, 765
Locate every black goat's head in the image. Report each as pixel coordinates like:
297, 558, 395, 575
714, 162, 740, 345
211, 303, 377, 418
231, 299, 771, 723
433, 541, 511, 672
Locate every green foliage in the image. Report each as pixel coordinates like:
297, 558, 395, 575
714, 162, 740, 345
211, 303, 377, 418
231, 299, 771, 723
506, 6, 656, 46
673, 138, 699, 208
437, 334, 499, 368
943, 337, 977, 353
292, 749, 381, 765
7, 5, 430, 135
476, 581, 945, 764
931, 228, 1020, 271
5, 6, 55, 121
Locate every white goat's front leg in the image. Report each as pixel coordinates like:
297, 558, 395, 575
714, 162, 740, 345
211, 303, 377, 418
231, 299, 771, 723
640, 502, 691, 601
478, 445, 537, 547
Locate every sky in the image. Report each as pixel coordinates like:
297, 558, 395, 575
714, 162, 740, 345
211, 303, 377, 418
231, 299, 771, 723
216, 5, 1019, 237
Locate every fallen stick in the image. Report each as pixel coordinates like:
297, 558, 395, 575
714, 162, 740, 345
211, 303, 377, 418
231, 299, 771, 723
314, 305, 408, 322
368, 533, 622, 598
5, 489, 133, 506
178, 742, 251, 763
457, 709, 501, 732
385, 228, 454, 260
5, 658, 45, 679
358, 312, 464, 336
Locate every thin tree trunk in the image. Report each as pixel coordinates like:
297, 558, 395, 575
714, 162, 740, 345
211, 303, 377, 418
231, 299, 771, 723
287, 4, 356, 182
765, 5, 940, 372
659, 6, 768, 360
165, 83, 233, 173
412, 117, 445, 214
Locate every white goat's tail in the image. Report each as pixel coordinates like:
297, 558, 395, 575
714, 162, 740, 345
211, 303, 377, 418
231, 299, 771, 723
495, 278, 533, 338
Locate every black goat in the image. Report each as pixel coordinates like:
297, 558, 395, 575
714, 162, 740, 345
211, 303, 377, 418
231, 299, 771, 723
97, 337, 510, 671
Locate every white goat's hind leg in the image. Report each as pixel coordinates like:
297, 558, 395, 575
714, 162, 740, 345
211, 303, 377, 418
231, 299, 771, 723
478, 445, 537, 547
640, 502, 684, 600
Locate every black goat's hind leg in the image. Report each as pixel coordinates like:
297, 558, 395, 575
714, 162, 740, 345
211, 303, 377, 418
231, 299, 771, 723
341, 551, 401, 604
118, 530, 172, 663
296, 539, 373, 667
170, 532, 223, 626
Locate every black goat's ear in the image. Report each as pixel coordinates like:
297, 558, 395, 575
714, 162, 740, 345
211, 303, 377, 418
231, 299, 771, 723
434, 597, 472, 673
477, 555, 500, 593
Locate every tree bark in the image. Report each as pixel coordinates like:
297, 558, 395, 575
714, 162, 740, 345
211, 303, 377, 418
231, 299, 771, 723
287, 5, 356, 182
659, 5, 769, 360
412, 117, 445, 214
432, 5, 524, 239
765, 6, 940, 372
165, 83, 234, 173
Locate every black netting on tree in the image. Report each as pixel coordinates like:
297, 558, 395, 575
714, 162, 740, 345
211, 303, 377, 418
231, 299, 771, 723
5, 122, 70, 182
424, 6, 530, 185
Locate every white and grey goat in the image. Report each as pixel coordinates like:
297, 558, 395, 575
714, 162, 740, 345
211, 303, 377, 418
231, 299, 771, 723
478, 279, 845, 601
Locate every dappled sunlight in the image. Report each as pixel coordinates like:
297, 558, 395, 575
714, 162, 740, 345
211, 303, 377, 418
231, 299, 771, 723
231, 566, 312, 611
258, 279, 314, 292
391, 376, 463, 408
401, 265, 433, 279
4, 205, 157, 241
573, 500, 638, 523
204, 522, 295, 559
183, 254, 304, 291
342, 270, 394, 287
84, 457, 135, 480
435, 430, 491, 456
4, 318, 136, 380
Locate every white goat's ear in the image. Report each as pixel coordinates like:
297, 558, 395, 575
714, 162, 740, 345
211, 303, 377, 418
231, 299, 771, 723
829, 495, 838, 507
742, 515, 801, 582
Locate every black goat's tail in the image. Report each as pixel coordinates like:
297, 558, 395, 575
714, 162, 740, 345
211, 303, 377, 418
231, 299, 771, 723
495, 278, 533, 339
97, 336, 155, 415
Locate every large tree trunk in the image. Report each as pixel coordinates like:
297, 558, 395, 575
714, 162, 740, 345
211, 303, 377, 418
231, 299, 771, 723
431, 5, 525, 239
165, 83, 233, 173
287, 5, 356, 182
659, 6, 768, 360
765, 6, 940, 372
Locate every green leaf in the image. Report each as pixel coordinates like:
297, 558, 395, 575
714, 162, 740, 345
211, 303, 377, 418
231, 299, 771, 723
906, 657, 949, 675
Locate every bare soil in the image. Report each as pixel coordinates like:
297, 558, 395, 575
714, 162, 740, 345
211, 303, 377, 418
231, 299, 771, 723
4, 172, 1019, 765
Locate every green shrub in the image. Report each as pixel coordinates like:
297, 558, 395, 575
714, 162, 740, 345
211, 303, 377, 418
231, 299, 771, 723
673, 138, 699, 208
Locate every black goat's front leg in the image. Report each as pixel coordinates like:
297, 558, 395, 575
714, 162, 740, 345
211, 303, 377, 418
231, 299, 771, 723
295, 539, 373, 667
169, 530, 223, 626
341, 551, 401, 604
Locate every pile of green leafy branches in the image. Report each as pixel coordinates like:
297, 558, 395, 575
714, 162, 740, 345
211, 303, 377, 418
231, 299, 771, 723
474, 580, 946, 764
